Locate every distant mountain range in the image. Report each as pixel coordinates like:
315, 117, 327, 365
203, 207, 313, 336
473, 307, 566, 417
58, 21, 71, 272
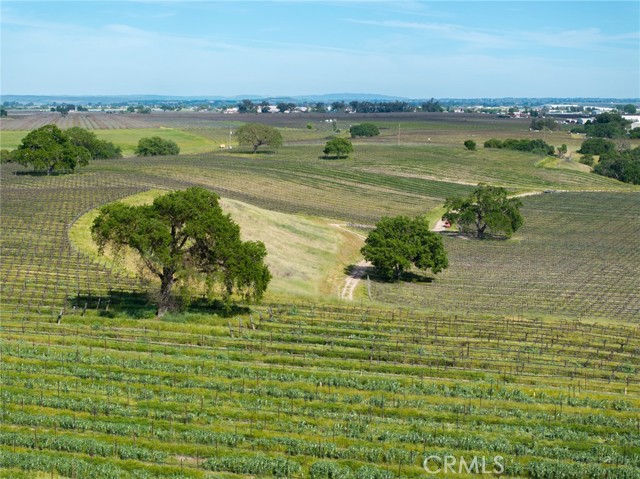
1, 94, 638, 106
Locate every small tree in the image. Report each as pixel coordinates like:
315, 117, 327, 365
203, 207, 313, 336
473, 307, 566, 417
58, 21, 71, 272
443, 184, 523, 239
135, 136, 180, 156
92, 187, 271, 316
0, 108, 7, 117
236, 123, 283, 153
13, 125, 90, 175
557, 144, 567, 157
350, 123, 380, 138
464, 140, 476, 151
361, 216, 448, 281
323, 138, 353, 158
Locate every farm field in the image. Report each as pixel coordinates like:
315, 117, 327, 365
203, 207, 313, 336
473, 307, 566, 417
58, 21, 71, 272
1, 111, 639, 478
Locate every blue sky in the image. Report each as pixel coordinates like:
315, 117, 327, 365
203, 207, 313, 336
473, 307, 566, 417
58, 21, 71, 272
1, 1, 639, 98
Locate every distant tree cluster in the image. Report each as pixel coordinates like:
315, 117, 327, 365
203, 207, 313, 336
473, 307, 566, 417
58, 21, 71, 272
571, 112, 632, 138
276, 102, 296, 113
135, 136, 180, 156
347, 101, 415, 113
50, 104, 76, 116
529, 118, 560, 131
349, 123, 380, 138
231, 98, 445, 114
618, 104, 637, 114
420, 98, 444, 112
126, 105, 151, 114
9, 125, 121, 174
484, 138, 555, 155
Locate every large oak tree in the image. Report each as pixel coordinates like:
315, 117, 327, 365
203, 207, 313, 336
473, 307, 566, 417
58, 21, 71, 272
236, 123, 283, 153
92, 187, 271, 316
443, 184, 523, 239
361, 216, 448, 281
13, 125, 90, 174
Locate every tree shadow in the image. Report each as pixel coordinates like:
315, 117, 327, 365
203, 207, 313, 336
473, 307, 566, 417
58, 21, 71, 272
347, 265, 434, 284
320, 155, 349, 160
70, 290, 249, 319
14, 169, 75, 176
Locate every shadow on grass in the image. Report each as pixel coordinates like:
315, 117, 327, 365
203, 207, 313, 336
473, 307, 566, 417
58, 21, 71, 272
14, 169, 75, 176
71, 290, 249, 319
344, 264, 435, 284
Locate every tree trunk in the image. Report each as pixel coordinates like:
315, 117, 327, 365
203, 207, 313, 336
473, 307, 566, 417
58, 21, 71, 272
394, 265, 402, 281
156, 270, 175, 317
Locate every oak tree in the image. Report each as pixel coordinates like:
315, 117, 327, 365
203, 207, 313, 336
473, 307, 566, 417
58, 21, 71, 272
361, 216, 448, 281
236, 123, 283, 153
13, 125, 90, 174
443, 184, 523, 239
92, 187, 271, 316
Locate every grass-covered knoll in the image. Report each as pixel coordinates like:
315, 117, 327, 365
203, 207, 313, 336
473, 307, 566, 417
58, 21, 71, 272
371, 192, 640, 322
70, 189, 357, 301
1, 304, 638, 478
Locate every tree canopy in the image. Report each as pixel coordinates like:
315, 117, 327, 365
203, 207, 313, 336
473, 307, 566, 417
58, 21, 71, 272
361, 216, 448, 281
13, 125, 90, 174
420, 98, 444, 112
443, 184, 523, 239
577, 138, 616, 155
323, 138, 353, 158
464, 139, 476, 151
483, 138, 554, 155
91, 187, 271, 316
529, 118, 560, 131
350, 123, 380, 138
66, 127, 122, 159
236, 123, 283, 153
135, 136, 180, 156
583, 112, 632, 138
593, 147, 640, 185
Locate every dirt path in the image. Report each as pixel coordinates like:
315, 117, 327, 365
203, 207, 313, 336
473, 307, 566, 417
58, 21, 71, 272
340, 260, 371, 300
330, 224, 370, 300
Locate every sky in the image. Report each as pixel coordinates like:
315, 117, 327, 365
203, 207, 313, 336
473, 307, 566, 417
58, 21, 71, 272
1, 1, 639, 98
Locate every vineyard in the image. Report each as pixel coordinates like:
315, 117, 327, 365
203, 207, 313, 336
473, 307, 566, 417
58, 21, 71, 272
1, 112, 640, 478
371, 192, 640, 322
2, 302, 639, 478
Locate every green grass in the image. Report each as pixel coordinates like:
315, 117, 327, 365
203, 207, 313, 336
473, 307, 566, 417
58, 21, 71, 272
0, 128, 217, 156
93, 128, 216, 156
0, 130, 29, 150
